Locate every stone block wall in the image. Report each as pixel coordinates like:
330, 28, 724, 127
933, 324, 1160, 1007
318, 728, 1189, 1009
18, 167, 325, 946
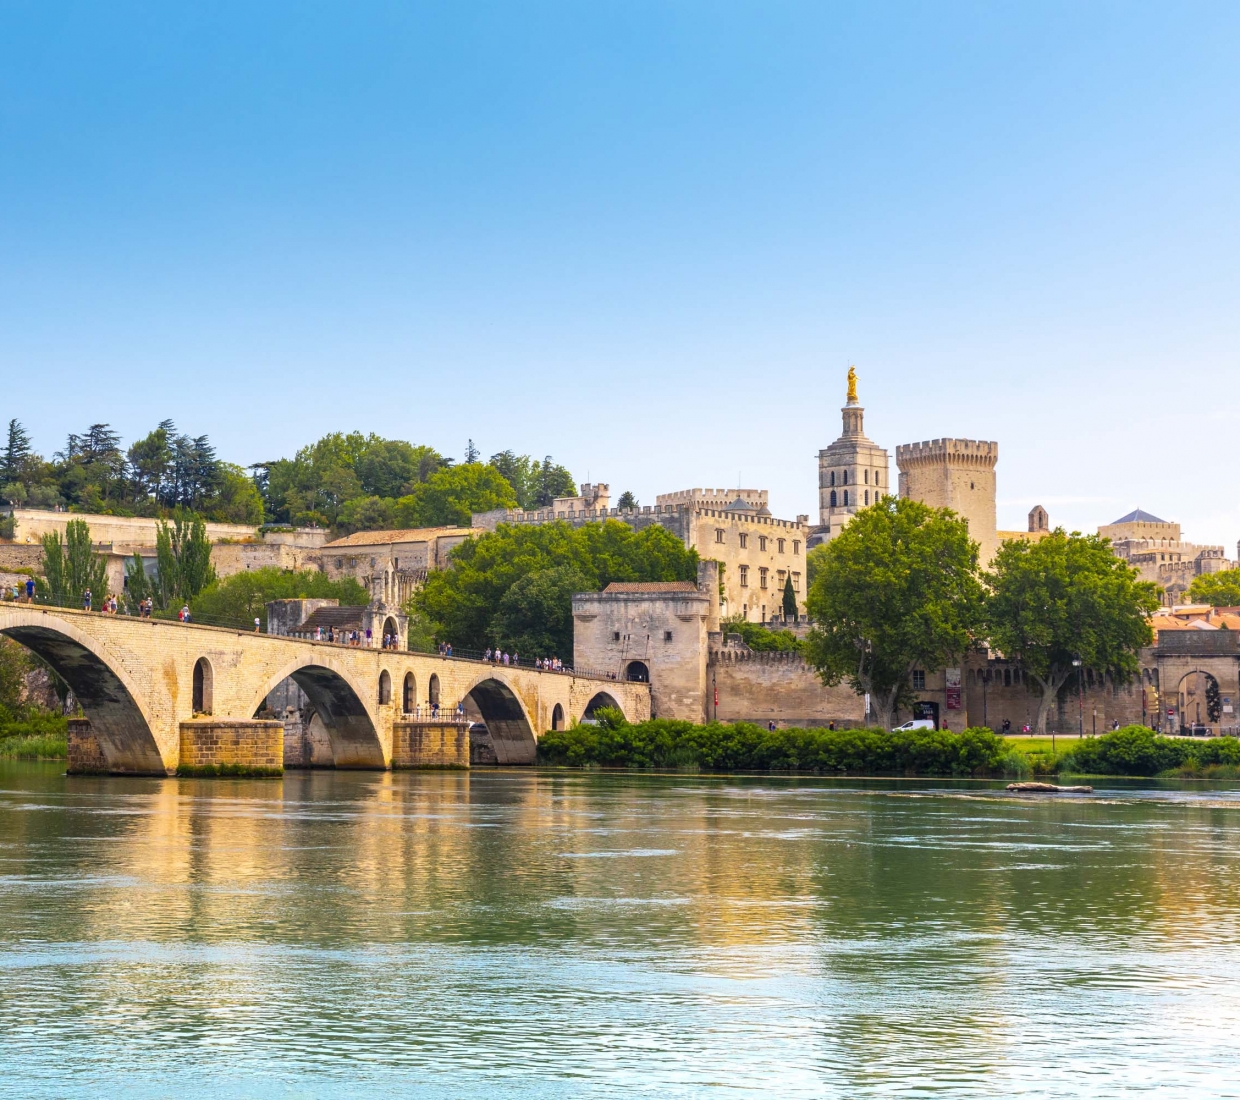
66, 718, 108, 774
708, 649, 866, 727
391, 720, 470, 768
178, 719, 284, 775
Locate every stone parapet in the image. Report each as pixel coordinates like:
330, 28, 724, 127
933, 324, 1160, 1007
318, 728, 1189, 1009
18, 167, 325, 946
178, 719, 284, 776
895, 438, 998, 467
391, 720, 470, 769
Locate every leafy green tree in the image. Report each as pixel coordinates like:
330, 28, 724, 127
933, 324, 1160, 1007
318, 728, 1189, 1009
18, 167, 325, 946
1, 419, 33, 488
804, 497, 984, 730
335, 495, 396, 534
488, 451, 576, 510
806, 543, 829, 592
416, 520, 699, 654
617, 490, 638, 511
533, 457, 576, 507
394, 463, 518, 527
1188, 568, 1240, 607
986, 529, 1159, 735
720, 616, 804, 653
205, 464, 265, 525
152, 512, 217, 611
191, 568, 368, 630
37, 520, 109, 608
355, 440, 444, 499
55, 424, 127, 511
489, 565, 591, 658
782, 574, 798, 620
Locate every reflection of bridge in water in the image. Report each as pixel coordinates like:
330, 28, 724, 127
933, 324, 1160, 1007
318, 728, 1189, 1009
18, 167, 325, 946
0, 606, 649, 775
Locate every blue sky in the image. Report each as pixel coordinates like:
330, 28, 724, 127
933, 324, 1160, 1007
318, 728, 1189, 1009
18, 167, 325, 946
2, 2, 1237, 544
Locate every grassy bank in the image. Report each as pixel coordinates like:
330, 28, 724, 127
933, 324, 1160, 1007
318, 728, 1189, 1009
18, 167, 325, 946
538, 710, 1019, 777
0, 711, 68, 760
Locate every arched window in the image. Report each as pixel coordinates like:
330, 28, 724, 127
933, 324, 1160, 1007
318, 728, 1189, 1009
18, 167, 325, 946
843, 470, 849, 485
625, 661, 650, 683
551, 703, 565, 730
864, 490, 869, 505
830, 471, 835, 487
864, 469, 870, 484
192, 657, 213, 716
843, 490, 849, 506
1004, 668, 1011, 687
378, 669, 392, 706
830, 490, 837, 507
403, 672, 416, 713
429, 674, 440, 705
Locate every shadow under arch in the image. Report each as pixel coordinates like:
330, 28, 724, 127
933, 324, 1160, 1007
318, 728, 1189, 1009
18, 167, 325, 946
251, 658, 384, 768
583, 690, 622, 721
462, 676, 537, 764
0, 620, 165, 774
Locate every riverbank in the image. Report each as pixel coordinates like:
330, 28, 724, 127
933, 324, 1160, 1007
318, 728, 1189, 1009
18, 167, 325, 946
0, 711, 67, 760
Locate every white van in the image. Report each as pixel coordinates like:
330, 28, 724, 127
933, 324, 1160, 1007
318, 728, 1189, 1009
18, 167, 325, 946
891, 719, 936, 732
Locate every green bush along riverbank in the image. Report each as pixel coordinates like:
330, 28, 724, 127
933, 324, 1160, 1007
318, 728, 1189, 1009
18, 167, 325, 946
0, 710, 68, 760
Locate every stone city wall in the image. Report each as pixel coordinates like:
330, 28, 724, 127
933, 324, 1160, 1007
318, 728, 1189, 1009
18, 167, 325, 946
708, 649, 866, 727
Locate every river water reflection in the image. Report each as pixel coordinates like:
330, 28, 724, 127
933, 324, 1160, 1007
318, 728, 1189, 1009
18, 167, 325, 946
2, 762, 1240, 1098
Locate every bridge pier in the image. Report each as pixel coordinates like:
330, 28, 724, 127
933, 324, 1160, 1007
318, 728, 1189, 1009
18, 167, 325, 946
391, 720, 470, 769
177, 719, 284, 777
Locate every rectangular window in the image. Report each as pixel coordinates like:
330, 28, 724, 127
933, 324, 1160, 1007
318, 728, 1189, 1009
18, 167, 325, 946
613, 631, 620, 642
759, 536, 767, 552
777, 570, 786, 589
793, 540, 800, 554
759, 567, 768, 589
663, 630, 673, 642
792, 571, 800, 591
777, 538, 785, 553
715, 529, 725, 544
739, 565, 749, 587
739, 533, 748, 549
912, 670, 926, 690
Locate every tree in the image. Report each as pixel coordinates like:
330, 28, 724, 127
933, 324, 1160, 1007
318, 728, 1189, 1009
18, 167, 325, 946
38, 520, 109, 608
123, 553, 153, 610
489, 565, 592, 659
1, 419, 33, 487
415, 520, 699, 655
986, 530, 1159, 735
806, 543, 829, 591
464, 439, 480, 464
533, 457, 575, 507
393, 463, 518, 527
191, 568, 367, 630
804, 497, 984, 730
782, 575, 798, 620
720, 616, 804, 653
617, 490, 638, 511
152, 512, 217, 611
1188, 569, 1240, 607
205, 464, 265, 525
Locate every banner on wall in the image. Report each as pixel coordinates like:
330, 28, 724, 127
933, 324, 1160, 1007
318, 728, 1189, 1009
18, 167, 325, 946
945, 668, 962, 710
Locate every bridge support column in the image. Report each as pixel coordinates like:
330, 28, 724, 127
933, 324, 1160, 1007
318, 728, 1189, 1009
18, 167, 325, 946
178, 719, 284, 777
391, 720, 470, 769
66, 718, 108, 775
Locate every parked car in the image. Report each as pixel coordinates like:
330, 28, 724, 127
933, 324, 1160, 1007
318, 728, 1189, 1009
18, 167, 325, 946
891, 719, 936, 732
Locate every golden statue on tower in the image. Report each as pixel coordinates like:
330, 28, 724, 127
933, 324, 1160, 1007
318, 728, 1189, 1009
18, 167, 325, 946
846, 364, 858, 403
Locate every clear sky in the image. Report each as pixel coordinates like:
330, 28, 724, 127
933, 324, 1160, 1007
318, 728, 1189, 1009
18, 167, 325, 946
2, 2, 1237, 544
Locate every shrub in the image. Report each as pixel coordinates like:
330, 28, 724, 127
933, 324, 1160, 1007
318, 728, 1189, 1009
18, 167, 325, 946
1062, 725, 1240, 776
537, 711, 1008, 776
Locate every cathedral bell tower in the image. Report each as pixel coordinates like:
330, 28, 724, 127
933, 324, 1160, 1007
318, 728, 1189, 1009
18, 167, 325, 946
808, 366, 890, 548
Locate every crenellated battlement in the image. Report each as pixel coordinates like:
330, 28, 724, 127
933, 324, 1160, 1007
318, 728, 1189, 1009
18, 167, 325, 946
895, 438, 998, 467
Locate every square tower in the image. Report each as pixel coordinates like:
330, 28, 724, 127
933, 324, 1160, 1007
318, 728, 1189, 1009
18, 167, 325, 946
814, 367, 890, 544
895, 438, 999, 564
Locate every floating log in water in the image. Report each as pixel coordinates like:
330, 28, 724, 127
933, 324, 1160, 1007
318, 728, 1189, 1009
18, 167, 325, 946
1005, 781, 1094, 793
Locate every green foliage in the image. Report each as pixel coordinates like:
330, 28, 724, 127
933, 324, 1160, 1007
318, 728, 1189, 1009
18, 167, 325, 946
392, 462, 517, 527
0, 636, 31, 711
805, 543, 829, 592
38, 520, 109, 607
538, 710, 1008, 776
1, 419, 33, 489
0, 514, 14, 540
191, 567, 368, 630
0, 714, 68, 759
804, 497, 984, 729
1188, 568, 1240, 607
335, 495, 396, 535
720, 616, 804, 652
489, 565, 591, 658
617, 490, 637, 511
208, 464, 265, 524
488, 451, 576, 510
415, 520, 699, 654
124, 553, 153, 609
1062, 725, 1240, 776
153, 512, 217, 611
782, 574, 798, 619
986, 530, 1159, 733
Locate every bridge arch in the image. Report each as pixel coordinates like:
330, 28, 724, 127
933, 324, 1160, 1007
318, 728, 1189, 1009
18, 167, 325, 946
582, 690, 623, 722
0, 608, 167, 773
193, 657, 214, 715
461, 674, 537, 764
249, 656, 385, 768
402, 672, 416, 714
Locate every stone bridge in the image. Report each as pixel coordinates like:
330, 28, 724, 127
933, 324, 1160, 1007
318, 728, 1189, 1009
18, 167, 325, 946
0, 606, 649, 775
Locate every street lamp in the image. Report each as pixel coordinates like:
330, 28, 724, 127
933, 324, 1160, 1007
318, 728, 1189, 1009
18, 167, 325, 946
1071, 657, 1084, 743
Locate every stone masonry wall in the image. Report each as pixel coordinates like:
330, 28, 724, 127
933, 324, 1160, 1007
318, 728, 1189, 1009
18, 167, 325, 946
708, 649, 866, 727
66, 718, 108, 774
178, 719, 284, 774
391, 720, 470, 768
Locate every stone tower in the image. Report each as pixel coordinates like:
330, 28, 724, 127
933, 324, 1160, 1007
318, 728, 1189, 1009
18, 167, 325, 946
814, 367, 890, 543
895, 438, 999, 564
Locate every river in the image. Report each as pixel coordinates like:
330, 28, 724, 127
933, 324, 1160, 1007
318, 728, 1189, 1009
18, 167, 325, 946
2, 762, 1239, 1098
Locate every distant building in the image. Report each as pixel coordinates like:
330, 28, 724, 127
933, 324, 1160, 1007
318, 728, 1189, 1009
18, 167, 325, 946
318, 526, 477, 605
1100, 509, 1233, 605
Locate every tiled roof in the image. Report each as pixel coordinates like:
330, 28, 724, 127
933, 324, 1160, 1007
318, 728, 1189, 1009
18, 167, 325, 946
322, 526, 472, 548
602, 581, 699, 594
1111, 508, 1169, 525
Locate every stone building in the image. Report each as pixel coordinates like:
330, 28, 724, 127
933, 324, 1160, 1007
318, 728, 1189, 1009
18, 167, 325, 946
809, 366, 891, 547
896, 438, 1001, 564
476, 490, 811, 623
1098, 509, 1233, 605
318, 526, 477, 606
